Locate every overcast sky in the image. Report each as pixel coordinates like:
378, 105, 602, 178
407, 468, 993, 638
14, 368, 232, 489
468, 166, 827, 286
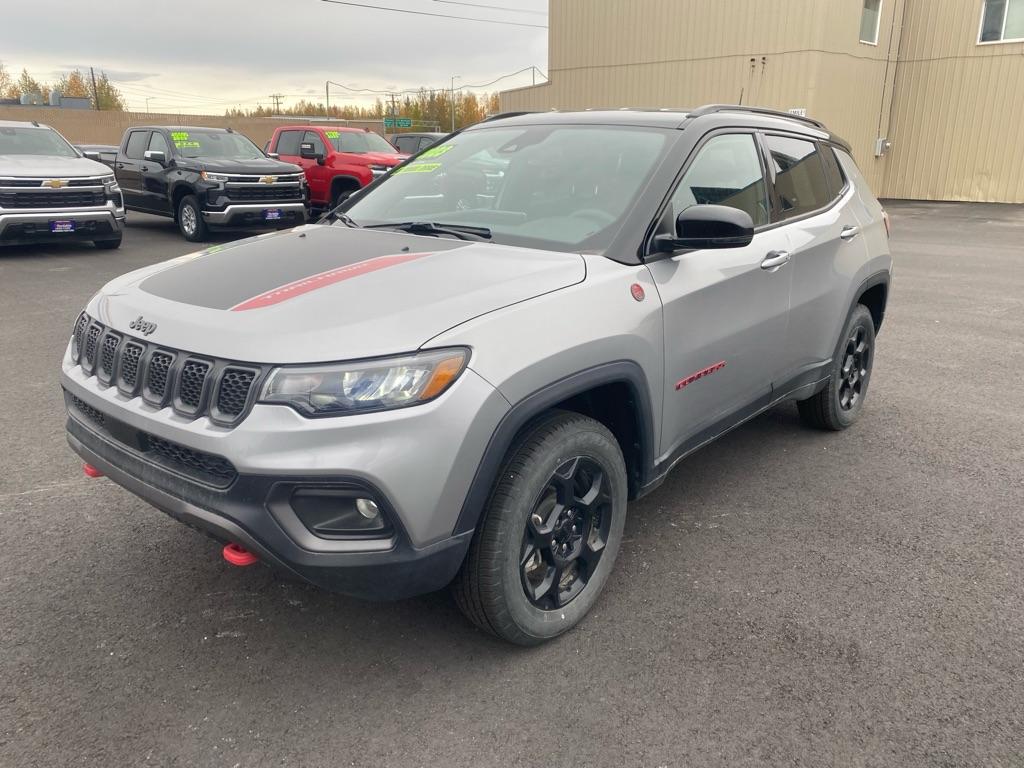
1, 0, 549, 113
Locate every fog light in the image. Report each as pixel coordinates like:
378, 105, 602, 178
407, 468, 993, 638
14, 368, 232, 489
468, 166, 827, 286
356, 498, 380, 520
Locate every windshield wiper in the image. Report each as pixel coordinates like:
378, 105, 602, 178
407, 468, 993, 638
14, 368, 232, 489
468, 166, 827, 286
320, 208, 359, 227
362, 221, 492, 241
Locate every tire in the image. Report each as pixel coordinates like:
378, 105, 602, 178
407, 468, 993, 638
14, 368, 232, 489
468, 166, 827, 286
797, 304, 876, 431
176, 195, 208, 242
93, 234, 122, 250
454, 411, 628, 645
330, 184, 356, 209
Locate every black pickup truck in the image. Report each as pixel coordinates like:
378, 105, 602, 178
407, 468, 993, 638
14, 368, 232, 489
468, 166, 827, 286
95, 126, 307, 241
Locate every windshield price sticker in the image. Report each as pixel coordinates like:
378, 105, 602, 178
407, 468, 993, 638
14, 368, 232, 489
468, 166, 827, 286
325, 130, 340, 139
394, 162, 442, 175
418, 144, 453, 159
170, 131, 199, 148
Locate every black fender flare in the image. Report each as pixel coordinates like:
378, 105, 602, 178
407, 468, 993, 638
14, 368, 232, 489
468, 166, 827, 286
452, 361, 657, 535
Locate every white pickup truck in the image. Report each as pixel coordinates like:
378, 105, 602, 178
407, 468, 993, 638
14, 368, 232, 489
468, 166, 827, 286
0, 120, 125, 249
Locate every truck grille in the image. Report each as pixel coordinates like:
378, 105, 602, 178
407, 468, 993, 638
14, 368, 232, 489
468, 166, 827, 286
65, 390, 238, 488
225, 185, 304, 202
71, 312, 265, 427
0, 190, 105, 209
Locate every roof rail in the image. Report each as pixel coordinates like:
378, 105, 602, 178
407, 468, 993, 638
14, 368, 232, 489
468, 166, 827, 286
480, 111, 537, 123
688, 104, 827, 131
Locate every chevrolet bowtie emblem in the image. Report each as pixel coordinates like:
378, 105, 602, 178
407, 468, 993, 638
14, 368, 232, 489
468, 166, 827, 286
259, 176, 277, 184
44, 179, 69, 188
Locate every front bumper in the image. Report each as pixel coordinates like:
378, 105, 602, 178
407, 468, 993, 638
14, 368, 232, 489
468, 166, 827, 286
202, 202, 307, 228
60, 346, 509, 600
0, 203, 125, 245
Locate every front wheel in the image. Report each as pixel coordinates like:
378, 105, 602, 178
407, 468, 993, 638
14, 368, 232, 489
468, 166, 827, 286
454, 411, 628, 645
798, 304, 876, 430
177, 195, 208, 242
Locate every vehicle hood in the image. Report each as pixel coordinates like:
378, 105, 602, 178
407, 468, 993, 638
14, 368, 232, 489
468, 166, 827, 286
0, 154, 110, 177
88, 225, 586, 363
180, 156, 303, 175
353, 151, 406, 166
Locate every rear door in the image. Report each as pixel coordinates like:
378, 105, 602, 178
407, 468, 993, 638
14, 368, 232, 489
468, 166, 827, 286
647, 131, 793, 461
140, 130, 172, 214
765, 135, 870, 386
117, 130, 149, 209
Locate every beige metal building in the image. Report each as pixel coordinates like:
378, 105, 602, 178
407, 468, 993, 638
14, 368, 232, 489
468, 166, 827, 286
500, 0, 1024, 203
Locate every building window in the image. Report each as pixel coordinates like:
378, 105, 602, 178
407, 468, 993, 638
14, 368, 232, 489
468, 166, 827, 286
980, 0, 1024, 43
859, 0, 883, 44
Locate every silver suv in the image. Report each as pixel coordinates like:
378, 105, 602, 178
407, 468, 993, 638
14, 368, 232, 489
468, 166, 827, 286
61, 106, 891, 644
0, 121, 125, 248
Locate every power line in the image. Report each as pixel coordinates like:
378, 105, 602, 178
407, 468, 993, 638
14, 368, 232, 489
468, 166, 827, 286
319, 0, 548, 28
433, 0, 547, 15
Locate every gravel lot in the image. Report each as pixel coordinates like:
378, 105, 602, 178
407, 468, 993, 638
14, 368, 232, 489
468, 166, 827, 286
2, 204, 1022, 767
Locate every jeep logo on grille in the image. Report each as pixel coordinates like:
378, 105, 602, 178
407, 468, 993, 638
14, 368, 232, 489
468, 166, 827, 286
129, 316, 158, 336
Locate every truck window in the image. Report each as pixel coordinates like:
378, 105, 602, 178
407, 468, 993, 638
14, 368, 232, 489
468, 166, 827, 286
303, 131, 326, 155
276, 130, 303, 156
394, 135, 418, 154
148, 132, 170, 156
124, 131, 149, 160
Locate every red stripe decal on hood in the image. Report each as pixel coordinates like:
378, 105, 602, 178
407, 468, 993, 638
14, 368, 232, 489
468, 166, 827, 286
230, 251, 432, 311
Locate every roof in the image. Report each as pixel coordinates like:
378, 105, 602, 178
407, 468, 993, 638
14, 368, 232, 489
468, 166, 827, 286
0, 119, 50, 129
134, 125, 232, 132
271, 124, 369, 133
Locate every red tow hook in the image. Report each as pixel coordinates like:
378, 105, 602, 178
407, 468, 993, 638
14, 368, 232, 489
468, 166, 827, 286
223, 542, 259, 567
83, 463, 104, 478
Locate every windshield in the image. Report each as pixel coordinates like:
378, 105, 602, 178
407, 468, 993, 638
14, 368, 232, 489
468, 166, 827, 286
344, 125, 670, 254
0, 126, 78, 158
328, 130, 399, 154
170, 130, 264, 160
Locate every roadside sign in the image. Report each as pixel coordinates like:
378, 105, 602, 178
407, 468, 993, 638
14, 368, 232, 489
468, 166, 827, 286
384, 117, 413, 128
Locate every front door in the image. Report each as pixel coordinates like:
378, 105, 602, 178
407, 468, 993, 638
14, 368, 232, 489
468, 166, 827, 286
647, 132, 793, 462
140, 130, 172, 215
117, 130, 149, 209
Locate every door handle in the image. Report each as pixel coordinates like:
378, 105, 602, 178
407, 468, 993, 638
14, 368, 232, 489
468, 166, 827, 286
761, 250, 791, 270
840, 225, 860, 241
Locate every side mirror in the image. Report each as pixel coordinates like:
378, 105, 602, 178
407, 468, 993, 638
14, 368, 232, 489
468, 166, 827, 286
143, 150, 166, 165
267, 152, 280, 159
83, 150, 101, 161
653, 205, 755, 255
300, 142, 325, 164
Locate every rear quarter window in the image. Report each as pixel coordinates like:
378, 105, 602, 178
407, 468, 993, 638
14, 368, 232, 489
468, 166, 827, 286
819, 145, 848, 199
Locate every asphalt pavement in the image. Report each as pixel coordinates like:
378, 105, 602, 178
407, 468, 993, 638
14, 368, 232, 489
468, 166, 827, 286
1, 205, 1022, 767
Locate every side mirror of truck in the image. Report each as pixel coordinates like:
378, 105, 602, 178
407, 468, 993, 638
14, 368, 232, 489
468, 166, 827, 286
651, 205, 755, 257
83, 150, 101, 161
143, 150, 167, 165
300, 142, 325, 165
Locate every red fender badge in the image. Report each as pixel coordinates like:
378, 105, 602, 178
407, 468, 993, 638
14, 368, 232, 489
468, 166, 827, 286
630, 283, 645, 302
676, 361, 726, 391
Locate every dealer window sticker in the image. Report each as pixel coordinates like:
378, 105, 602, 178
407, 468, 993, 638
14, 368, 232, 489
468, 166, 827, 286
418, 144, 453, 159
393, 162, 443, 175
325, 130, 340, 139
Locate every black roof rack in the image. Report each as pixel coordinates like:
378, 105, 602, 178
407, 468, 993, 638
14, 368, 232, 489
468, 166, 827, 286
480, 111, 537, 123
688, 104, 827, 131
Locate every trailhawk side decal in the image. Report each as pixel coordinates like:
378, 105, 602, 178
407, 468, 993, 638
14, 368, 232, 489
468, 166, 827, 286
675, 361, 726, 391
230, 251, 433, 311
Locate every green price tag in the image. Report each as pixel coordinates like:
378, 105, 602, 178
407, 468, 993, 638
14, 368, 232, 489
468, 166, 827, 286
394, 162, 442, 175
418, 144, 453, 159
170, 131, 190, 141
325, 130, 340, 139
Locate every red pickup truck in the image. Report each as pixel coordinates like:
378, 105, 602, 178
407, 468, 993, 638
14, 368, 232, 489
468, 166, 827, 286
267, 125, 407, 211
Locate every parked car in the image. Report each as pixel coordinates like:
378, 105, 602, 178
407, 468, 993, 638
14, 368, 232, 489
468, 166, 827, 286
268, 125, 406, 212
102, 126, 307, 241
61, 106, 891, 644
387, 132, 446, 155
0, 121, 125, 248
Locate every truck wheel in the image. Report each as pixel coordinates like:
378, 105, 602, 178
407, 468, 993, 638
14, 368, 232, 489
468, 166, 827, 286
454, 411, 628, 645
177, 195, 208, 242
93, 234, 122, 250
797, 304, 876, 431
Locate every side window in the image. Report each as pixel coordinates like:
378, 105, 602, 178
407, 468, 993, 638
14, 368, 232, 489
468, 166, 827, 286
303, 130, 326, 155
765, 135, 833, 220
124, 131, 149, 160
420, 137, 438, 152
148, 131, 169, 155
395, 136, 416, 154
670, 133, 769, 227
819, 145, 847, 199
275, 130, 302, 156
859, 0, 882, 44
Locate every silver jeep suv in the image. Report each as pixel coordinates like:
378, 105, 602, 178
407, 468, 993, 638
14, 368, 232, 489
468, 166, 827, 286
62, 106, 891, 644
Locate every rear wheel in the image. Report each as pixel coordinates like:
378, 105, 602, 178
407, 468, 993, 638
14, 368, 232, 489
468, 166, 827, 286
454, 411, 628, 645
798, 304, 876, 430
177, 195, 208, 242
93, 234, 122, 250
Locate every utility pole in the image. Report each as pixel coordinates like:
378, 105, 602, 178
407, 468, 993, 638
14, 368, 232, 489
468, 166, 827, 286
450, 75, 460, 132
145, 96, 154, 113
325, 81, 330, 118
269, 93, 284, 114
90, 66, 99, 110
390, 94, 398, 134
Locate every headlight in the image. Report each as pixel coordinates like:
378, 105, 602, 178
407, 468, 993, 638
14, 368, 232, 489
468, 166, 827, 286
369, 164, 390, 174
100, 174, 119, 190
258, 348, 469, 417
200, 171, 230, 183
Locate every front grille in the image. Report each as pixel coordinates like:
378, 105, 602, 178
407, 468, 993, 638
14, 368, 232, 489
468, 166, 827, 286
0, 190, 105, 209
65, 391, 237, 488
70, 314, 265, 426
225, 185, 303, 202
